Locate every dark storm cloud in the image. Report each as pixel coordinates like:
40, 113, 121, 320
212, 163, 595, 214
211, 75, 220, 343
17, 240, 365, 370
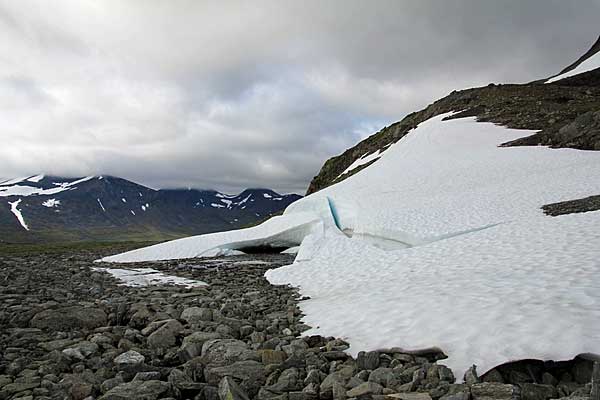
0, 0, 598, 193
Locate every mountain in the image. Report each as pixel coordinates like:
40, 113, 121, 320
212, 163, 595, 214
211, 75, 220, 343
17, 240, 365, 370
0, 175, 301, 243
101, 36, 600, 377
306, 34, 600, 194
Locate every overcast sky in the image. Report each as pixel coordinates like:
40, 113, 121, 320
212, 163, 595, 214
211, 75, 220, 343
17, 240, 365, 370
0, 1, 598, 193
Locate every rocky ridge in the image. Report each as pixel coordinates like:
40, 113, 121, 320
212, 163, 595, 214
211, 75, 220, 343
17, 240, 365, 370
0, 246, 598, 400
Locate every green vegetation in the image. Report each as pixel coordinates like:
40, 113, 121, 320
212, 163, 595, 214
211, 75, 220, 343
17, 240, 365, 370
0, 240, 158, 257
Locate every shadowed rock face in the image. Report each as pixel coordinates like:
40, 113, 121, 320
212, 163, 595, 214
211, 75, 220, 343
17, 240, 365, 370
542, 194, 600, 216
306, 37, 600, 195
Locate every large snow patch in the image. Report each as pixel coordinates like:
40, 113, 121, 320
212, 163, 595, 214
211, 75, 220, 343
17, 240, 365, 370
103, 114, 600, 376
98, 211, 325, 263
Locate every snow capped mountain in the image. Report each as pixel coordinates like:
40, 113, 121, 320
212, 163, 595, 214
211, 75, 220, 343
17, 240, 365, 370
101, 38, 600, 377
0, 175, 301, 243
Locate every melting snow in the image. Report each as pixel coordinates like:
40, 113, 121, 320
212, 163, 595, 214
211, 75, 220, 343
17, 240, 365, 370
8, 199, 29, 230
211, 203, 225, 208
121, 198, 127, 203
263, 193, 273, 198
99, 212, 321, 263
101, 114, 600, 377
97, 198, 106, 212
42, 198, 60, 208
92, 267, 207, 288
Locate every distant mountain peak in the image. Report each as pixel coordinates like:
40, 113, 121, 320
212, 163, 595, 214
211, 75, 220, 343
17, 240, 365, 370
0, 174, 301, 243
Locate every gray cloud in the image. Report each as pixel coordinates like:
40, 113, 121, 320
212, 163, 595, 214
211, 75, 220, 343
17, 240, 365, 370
0, 0, 598, 193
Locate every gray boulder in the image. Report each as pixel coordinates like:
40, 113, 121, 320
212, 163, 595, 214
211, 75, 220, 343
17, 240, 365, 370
440, 384, 470, 400
519, 383, 557, 400
181, 307, 213, 324
347, 381, 383, 397
179, 332, 224, 361
464, 366, 480, 386
201, 339, 258, 366
98, 380, 170, 400
386, 394, 433, 400
114, 350, 145, 367
147, 319, 183, 349
219, 376, 250, 400
205, 360, 266, 397
30, 307, 107, 331
357, 351, 381, 371
470, 383, 520, 400
266, 368, 303, 393
168, 368, 204, 391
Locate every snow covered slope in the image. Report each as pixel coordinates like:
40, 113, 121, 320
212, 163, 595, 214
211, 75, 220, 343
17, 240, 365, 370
547, 50, 600, 83
102, 114, 600, 376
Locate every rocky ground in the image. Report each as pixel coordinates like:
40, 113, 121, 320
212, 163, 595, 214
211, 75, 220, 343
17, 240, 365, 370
0, 244, 598, 400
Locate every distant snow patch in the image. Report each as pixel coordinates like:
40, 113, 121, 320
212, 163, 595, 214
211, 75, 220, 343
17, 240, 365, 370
0, 176, 29, 186
8, 199, 29, 231
0, 176, 94, 198
121, 198, 127, 203
237, 194, 252, 205
42, 198, 60, 208
130, 210, 135, 216
92, 267, 207, 288
211, 203, 225, 208
97, 198, 106, 212
27, 174, 44, 183
220, 199, 233, 208
263, 193, 273, 198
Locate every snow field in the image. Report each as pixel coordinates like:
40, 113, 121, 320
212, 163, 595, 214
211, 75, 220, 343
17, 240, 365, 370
103, 113, 600, 376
